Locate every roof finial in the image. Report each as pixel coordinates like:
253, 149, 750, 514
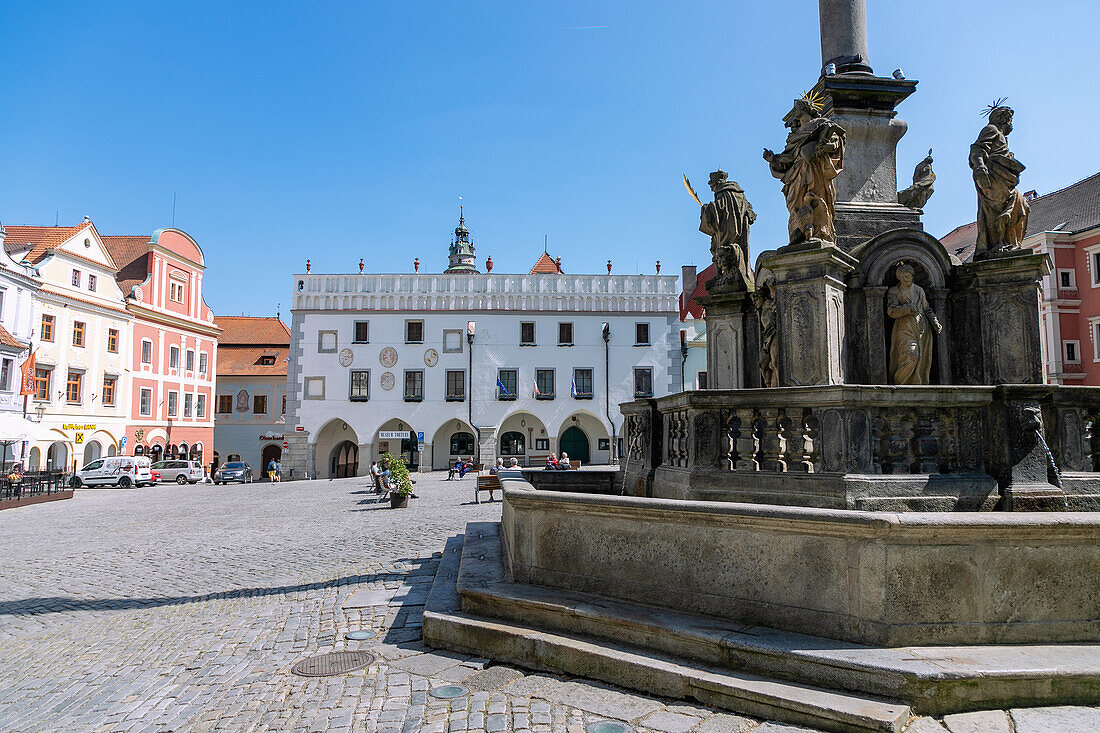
544, 234, 548, 254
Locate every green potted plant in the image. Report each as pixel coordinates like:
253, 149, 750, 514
382, 452, 413, 508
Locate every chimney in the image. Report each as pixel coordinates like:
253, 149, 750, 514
682, 265, 697, 301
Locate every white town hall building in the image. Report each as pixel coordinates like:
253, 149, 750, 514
282, 216, 680, 478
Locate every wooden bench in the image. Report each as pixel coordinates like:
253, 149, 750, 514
528, 455, 548, 468
475, 474, 501, 503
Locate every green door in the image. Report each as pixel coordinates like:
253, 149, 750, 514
559, 426, 590, 464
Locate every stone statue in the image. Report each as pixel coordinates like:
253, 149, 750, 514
969, 103, 1029, 256
886, 263, 942, 385
898, 148, 935, 210
763, 97, 845, 247
753, 268, 779, 388
699, 170, 756, 291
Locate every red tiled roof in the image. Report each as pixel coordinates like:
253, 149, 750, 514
939, 222, 979, 263
679, 264, 715, 320
529, 252, 562, 274
214, 316, 290, 346
0, 323, 27, 351
217, 346, 288, 376
101, 235, 153, 295
3, 224, 93, 264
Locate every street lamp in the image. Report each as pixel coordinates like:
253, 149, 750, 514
680, 330, 689, 392
34, 404, 46, 422
602, 322, 617, 463
467, 321, 480, 467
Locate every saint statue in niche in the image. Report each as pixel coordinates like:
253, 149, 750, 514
887, 263, 942, 385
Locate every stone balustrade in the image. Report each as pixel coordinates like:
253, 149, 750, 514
622, 385, 1100, 510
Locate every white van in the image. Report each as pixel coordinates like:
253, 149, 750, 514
73, 456, 154, 488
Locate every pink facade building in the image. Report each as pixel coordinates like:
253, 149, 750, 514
102, 229, 219, 463
941, 172, 1100, 385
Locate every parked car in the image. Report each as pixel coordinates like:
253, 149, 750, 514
151, 460, 204, 485
213, 461, 253, 485
72, 456, 154, 488
151, 469, 162, 483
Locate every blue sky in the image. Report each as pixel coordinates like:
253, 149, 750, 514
2, 1, 1098, 317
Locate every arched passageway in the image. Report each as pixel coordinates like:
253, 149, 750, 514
330, 441, 358, 478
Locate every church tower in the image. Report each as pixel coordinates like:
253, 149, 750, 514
445, 208, 479, 274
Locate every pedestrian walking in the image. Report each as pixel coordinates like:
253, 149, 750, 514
267, 458, 278, 481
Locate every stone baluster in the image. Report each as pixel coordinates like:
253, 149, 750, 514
785, 408, 812, 472
937, 409, 959, 474
1085, 410, 1097, 471
886, 410, 914, 474
911, 409, 940, 473
804, 411, 822, 473
758, 407, 786, 472
871, 411, 888, 474
721, 411, 736, 471
734, 408, 760, 471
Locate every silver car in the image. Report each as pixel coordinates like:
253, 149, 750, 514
151, 460, 205, 485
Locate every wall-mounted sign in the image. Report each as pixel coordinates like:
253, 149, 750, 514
295, 426, 305, 432
258, 434, 285, 441
379, 430, 411, 440
63, 423, 96, 431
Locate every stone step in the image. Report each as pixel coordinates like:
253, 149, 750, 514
444, 522, 1100, 716
423, 528, 911, 733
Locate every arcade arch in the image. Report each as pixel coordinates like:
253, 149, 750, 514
430, 419, 476, 470
556, 411, 611, 465
496, 412, 547, 467
314, 419, 360, 478
374, 418, 419, 470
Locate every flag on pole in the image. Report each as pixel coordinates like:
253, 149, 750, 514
19, 349, 36, 396
570, 375, 578, 398
496, 377, 511, 397
533, 378, 541, 397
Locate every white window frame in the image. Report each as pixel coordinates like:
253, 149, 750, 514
88, 274, 97, 292
141, 339, 153, 365
196, 393, 207, 418
0, 358, 12, 392
169, 346, 180, 369
167, 391, 179, 417
71, 269, 81, 287
199, 351, 208, 373
184, 392, 194, 418
1064, 340, 1081, 364
139, 387, 153, 416
185, 349, 195, 371
1058, 268, 1076, 290
0, 289, 6, 321
1088, 245, 1100, 288
1093, 320, 1100, 362
169, 280, 185, 304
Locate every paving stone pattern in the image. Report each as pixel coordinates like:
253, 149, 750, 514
0, 475, 1096, 732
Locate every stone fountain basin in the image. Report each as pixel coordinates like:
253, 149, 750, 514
499, 472, 1100, 647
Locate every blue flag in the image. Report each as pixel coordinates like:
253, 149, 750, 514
496, 377, 511, 397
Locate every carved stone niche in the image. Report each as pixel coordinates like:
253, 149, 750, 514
846, 229, 957, 385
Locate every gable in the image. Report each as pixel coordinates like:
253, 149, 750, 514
53, 224, 118, 270
151, 228, 204, 267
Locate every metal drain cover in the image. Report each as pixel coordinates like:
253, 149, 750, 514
587, 722, 632, 733
344, 629, 376, 641
291, 651, 375, 677
428, 684, 469, 699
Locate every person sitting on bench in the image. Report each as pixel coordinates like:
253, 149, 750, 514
447, 461, 459, 480
486, 457, 504, 501
457, 459, 473, 478
558, 452, 571, 470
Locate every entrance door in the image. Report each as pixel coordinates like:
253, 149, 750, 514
330, 441, 359, 478
400, 431, 418, 470
559, 426, 590, 464
261, 444, 283, 478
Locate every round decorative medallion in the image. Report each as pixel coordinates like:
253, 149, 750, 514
424, 348, 439, 367
379, 347, 398, 368
338, 348, 354, 367
133, 285, 143, 302
380, 371, 395, 391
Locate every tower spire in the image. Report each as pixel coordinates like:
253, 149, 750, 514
445, 205, 478, 274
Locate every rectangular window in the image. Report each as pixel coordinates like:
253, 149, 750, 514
169, 346, 180, 369
88, 274, 96, 291
572, 368, 593, 398
184, 393, 194, 417
167, 391, 178, 417
446, 370, 465, 401
102, 376, 116, 406
698, 371, 709, 389
535, 438, 550, 451
71, 269, 81, 287
140, 388, 152, 416
281, 395, 286, 414
0, 359, 10, 391
498, 369, 517, 400
1059, 269, 1076, 289
353, 321, 370, 343
66, 370, 83, 403
199, 352, 208, 373
1065, 341, 1080, 363
217, 395, 233, 413
0, 290, 5, 320
405, 320, 424, 343
350, 370, 370, 401
558, 322, 574, 346
536, 369, 555, 399
634, 367, 654, 397
635, 322, 650, 345
1093, 253, 1100, 287
196, 393, 207, 418
107, 329, 119, 353
404, 370, 424, 401
72, 321, 85, 347
253, 395, 267, 414
186, 350, 195, 371
520, 322, 535, 345
317, 330, 337, 353
169, 280, 185, 303
34, 368, 50, 400
40, 315, 54, 342
443, 329, 462, 353
141, 340, 152, 364
304, 376, 325, 399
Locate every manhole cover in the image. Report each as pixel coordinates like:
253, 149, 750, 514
291, 651, 375, 677
428, 684, 469, 699
586, 722, 632, 733
344, 629, 376, 641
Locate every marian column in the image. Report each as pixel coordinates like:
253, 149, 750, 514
819, 0, 872, 75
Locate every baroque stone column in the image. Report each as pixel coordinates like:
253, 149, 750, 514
696, 288, 761, 389
757, 246, 857, 386
953, 252, 1050, 385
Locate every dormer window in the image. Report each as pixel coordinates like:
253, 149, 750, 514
71, 270, 81, 287
259, 355, 277, 366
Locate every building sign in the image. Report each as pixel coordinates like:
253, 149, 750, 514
259, 434, 285, 441
295, 426, 305, 432
75, 433, 84, 444
379, 430, 411, 440
63, 423, 96, 431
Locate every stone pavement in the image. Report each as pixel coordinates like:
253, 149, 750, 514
0, 473, 1096, 732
